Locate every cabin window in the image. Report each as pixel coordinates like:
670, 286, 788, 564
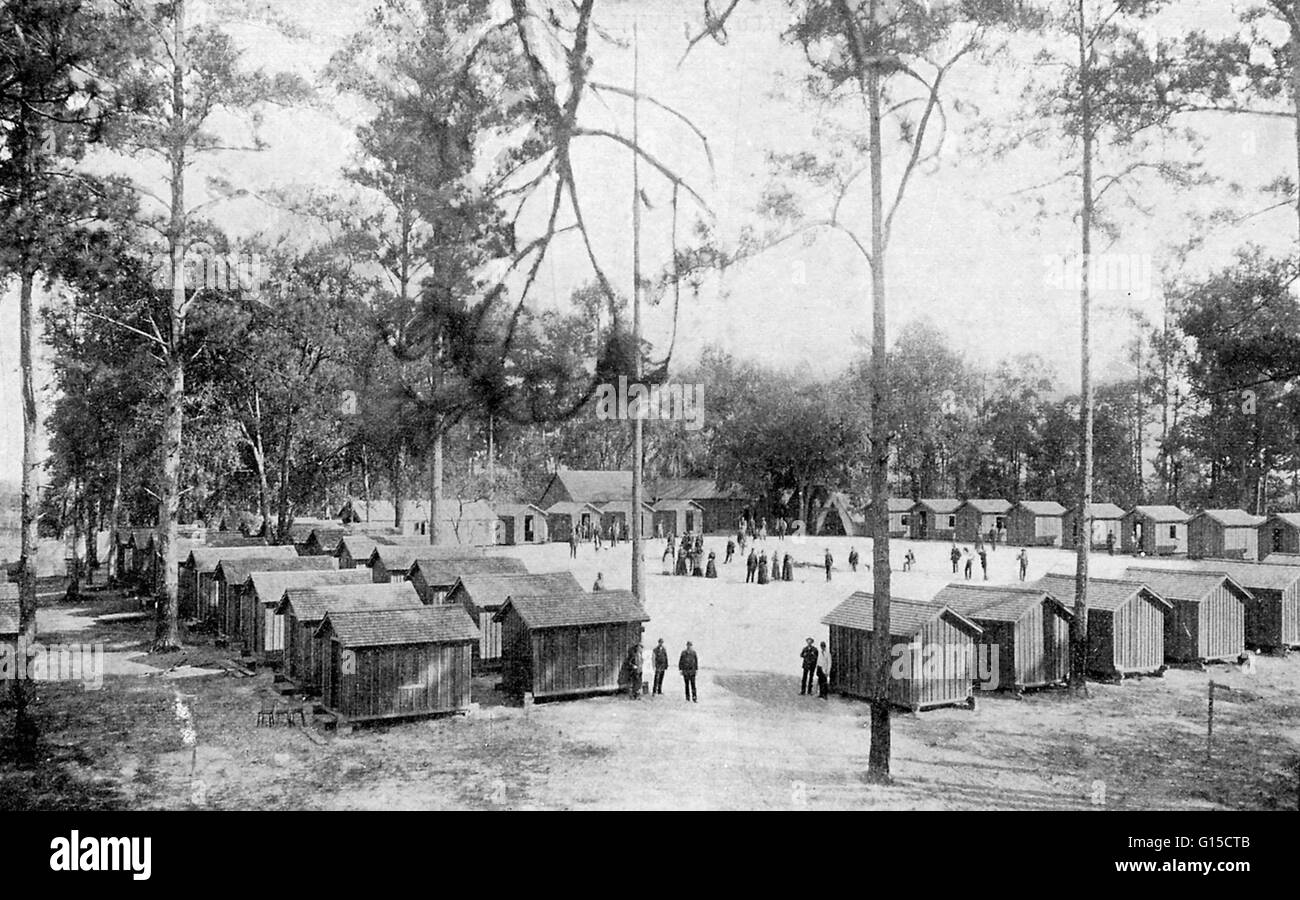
900, 515, 909, 526
1168, 525, 1177, 539
947, 515, 956, 529
995, 516, 1005, 530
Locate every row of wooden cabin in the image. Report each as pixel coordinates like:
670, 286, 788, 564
821, 558, 1295, 711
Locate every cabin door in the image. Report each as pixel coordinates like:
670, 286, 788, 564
523, 515, 535, 542
1273, 527, 1284, 553
919, 512, 929, 539
686, 512, 696, 533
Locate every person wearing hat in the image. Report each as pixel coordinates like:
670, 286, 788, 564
799, 637, 819, 696
816, 640, 832, 699
592, 572, 605, 592
625, 642, 643, 700
782, 552, 793, 581
824, 548, 834, 582
652, 638, 669, 695
678, 641, 699, 702
757, 550, 770, 584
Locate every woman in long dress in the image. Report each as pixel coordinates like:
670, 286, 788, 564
757, 551, 769, 584
770, 551, 780, 582
705, 551, 718, 578
782, 553, 793, 581
675, 550, 689, 576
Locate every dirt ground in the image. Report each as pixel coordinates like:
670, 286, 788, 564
3, 535, 1299, 810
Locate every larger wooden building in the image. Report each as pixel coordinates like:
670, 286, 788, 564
536, 470, 749, 534
933, 583, 1073, 692
1036, 574, 1171, 679
908, 499, 961, 541
1187, 509, 1265, 561
1124, 566, 1250, 663
316, 605, 479, 724
1121, 506, 1191, 556
954, 499, 1012, 543
445, 571, 584, 669
277, 582, 425, 693
1006, 501, 1067, 547
409, 555, 528, 604
495, 590, 649, 700
820, 592, 984, 711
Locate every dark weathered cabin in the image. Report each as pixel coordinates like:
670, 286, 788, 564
445, 572, 584, 669
1172, 559, 1300, 651
316, 605, 479, 724
544, 501, 603, 542
885, 498, 915, 537
180, 545, 297, 621
954, 499, 1012, 543
1187, 509, 1265, 561
908, 499, 961, 541
1121, 506, 1190, 556
1036, 574, 1171, 678
821, 593, 983, 711
494, 503, 550, 545
213, 556, 338, 638
277, 582, 425, 693
368, 544, 490, 583
242, 568, 372, 657
301, 525, 346, 556
1006, 501, 1067, 547
334, 535, 379, 570
1061, 503, 1125, 550
933, 583, 1073, 692
495, 590, 649, 700
1258, 513, 1300, 560
1124, 566, 1250, 663
409, 555, 528, 605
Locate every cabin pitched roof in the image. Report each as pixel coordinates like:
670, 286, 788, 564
820, 592, 983, 636
449, 572, 584, 610
277, 582, 424, 621
650, 477, 747, 501
1068, 503, 1126, 519
1265, 513, 1300, 529
961, 498, 1012, 514
1128, 505, 1191, 523
319, 605, 479, 648
1035, 574, 1171, 612
1159, 559, 1300, 592
1122, 567, 1251, 604
932, 583, 1071, 623
1195, 509, 1266, 528
411, 556, 528, 587
494, 502, 548, 517
184, 545, 298, 575
1015, 500, 1067, 516
248, 569, 371, 606
915, 498, 961, 515
545, 501, 604, 516
215, 556, 336, 586
494, 589, 648, 629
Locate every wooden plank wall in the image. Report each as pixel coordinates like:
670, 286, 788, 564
334, 642, 472, 720
828, 622, 975, 711
1113, 595, 1166, 672
1195, 586, 1244, 661
529, 622, 641, 698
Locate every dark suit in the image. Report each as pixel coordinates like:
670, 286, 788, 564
678, 648, 699, 701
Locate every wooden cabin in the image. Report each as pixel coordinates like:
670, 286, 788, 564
1036, 574, 1171, 679
277, 582, 425, 693
1172, 559, 1300, 651
954, 499, 1012, 543
820, 593, 983, 711
1187, 509, 1265, 561
301, 525, 346, 556
241, 568, 372, 657
651, 499, 706, 538
1121, 506, 1190, 556
597, 500, 654, 539
180, 545, 297, 621
1006, 501, 1067, 547
494, 503, 550, 545
213, 556, 337, 638
495, 590, 649, 700
1124, 566, 1250, 664
444, 572, 583, 669
885, 498, 915, 537
1061, 503, 1126, 550
933, 583, 1073, 692
909, 499, 961, 541
544, 501, 603, 542
410, 555, 528, 605
335, 534, 379, 570
1258, 513, 1300, 560
369, 544, 489, 584
315, 605, 479, 725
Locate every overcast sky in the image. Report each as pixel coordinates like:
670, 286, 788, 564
2, 0, 1296, 485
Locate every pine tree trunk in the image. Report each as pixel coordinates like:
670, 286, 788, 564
866, 30, 892, 782
393, 441, 406, 531
1069, 0, 1093, 694
430, 431, 443, 545
14, 267, 40, 752
106, 443, 123, 585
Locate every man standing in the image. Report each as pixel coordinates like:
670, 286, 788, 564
978, 547, 988, 581
1106, 530, 1115, 556
848, 547, 859, 573
963, 548, 973, 580
816, 640, 832, 699
593, 572, 605, 592
652, 638, 669, 696
824, 548, 834, 582
800, 638, 819, 695
1017, 548, 1029, 582
746, 548, 758, 583
724, 537, 735, 564
625, 643, 643, 700
569, 530, 579, 559
678, 641, 698, 702
950, 543, 961, 574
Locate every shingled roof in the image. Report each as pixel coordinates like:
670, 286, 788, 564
449, 572, 583, 610
277, 581, 425, 621
247, 569, 372, 605
1035, 573, 1171, 612
1195, 509, 1267, 528
1123, 567, 1251, 604
961, 498, 1013, 514
319, 605, 479, 648
1070, 503, 1126, 519
412, 555, 527, 587
1266, 513, 1300, 529
494, 590, 649, 630
915, 498, 961, 514
1016, 501, 1067, 516
1128, 505, 1191, 523
932, 583, 1072, 623
1157, 559, 1300, 592
215, 555, 336, 586
184, 545, 298, 575
820, 593, 982, 636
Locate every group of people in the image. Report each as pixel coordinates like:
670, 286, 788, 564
736, 514, 796, 543
625, 638, 699, 702
744, 545, 795, 583
948, 542, 1031, 581
568, 519, 632, 557
799, 637, 832, 699
663, 531, 717, 578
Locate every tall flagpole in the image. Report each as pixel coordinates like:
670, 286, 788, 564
630, 18, 645, 602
